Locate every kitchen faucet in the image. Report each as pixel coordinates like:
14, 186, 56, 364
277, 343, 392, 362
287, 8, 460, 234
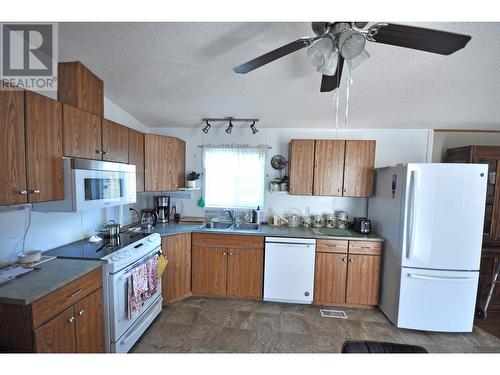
223, 209, 236, 224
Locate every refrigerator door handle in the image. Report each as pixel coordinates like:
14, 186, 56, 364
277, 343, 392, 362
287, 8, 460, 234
405, 170, 417, 259
407, 273, 475, 282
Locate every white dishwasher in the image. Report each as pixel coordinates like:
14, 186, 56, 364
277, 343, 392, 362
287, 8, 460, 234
263, 237, 316, 304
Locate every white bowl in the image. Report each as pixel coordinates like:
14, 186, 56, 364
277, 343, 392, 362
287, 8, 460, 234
18, 250, 42, 264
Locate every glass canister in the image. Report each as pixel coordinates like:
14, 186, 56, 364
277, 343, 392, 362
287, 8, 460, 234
312, 214, 324, 228
301, 215, 312, 228
325, 213, 336, 228
336, 211, 348, 229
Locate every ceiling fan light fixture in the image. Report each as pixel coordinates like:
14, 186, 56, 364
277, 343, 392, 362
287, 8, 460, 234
225, 120, 233, 134
250, 122, 259, 135
339, 29, 366, 59
317, 49, 339, 75
307, 37, 335, 68
346, 48, 370, 71
202, 120, 211, 134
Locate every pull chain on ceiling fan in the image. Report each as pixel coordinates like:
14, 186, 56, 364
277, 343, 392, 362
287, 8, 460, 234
233, 22, 472, 92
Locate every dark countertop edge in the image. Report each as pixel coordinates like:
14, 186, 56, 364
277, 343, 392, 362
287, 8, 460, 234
0, 260, 103, 306
153, 225, 384, 242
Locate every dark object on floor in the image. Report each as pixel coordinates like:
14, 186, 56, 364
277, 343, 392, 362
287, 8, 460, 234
341, 340, 428, 353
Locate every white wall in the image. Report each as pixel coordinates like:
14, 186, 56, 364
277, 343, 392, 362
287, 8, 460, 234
432, 131, 500, 162
0, 96, 151, 267
150, 126, 432, 221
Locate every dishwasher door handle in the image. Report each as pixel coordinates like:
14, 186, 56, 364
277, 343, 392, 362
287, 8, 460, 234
266, 242, 313, 247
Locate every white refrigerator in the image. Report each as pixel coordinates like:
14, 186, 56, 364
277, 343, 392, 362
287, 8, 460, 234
368, 163, 487, 332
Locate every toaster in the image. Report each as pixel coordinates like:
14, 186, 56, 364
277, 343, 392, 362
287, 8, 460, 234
352, 217, 372, 234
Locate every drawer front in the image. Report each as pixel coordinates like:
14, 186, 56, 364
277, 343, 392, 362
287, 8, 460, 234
32, 268, 102, 329
316, 240, 348, 254
192, 233, 264, 249
348, 241, 382, 255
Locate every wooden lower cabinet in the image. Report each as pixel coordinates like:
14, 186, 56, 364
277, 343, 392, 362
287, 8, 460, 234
314, 239, 381, 307
73, 288, 105, 353
191, 234, 264, 300
162, 234, 192, 303
34, 306, 76, 353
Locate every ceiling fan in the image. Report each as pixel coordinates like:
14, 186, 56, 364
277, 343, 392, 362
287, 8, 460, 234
233, 22, 472, 92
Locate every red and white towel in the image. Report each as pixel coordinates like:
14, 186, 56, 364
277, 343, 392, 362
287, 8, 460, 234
127, 256, 159, 319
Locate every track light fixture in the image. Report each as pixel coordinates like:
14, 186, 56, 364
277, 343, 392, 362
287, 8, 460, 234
202, 120, 211, 134
225, 120, 233, 134
250, 121, 259, 135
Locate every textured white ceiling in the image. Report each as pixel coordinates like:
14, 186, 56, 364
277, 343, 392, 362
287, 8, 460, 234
58, 22, 500, 129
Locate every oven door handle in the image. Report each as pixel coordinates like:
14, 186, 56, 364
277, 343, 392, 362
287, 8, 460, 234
123, 248, 161, 274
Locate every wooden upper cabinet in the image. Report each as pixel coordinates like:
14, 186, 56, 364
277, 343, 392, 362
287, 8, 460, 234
25, 91, 64, 203
289, 139, 315, 195
176, 138, 186, 189
62, 104, 102, 160
34, 306, 76, 353
191, 246, 227, 296
0, 89, 27, 206
226, 248, 264, 299
128, 129, 145, 192
346, 254, 381, 305
313, 140, 345, 196
58, 61, 104, 117
73, 288, 104, 353
102, 119, 129, 163
343, 140, 376, 197
144, 134, 168, 191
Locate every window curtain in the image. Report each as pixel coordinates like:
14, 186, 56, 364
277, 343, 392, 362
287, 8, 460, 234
202, 144, 267, 209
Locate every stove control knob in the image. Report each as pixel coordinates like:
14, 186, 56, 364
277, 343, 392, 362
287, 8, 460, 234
111, 255, 119, 261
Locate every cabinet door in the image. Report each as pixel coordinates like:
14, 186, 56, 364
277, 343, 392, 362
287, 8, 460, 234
74, 288, 104, 353
176, 138, 186, 189
162, 234, 191, 303
102, 119, 129, 163
227, 248, 263, 299
346, 254, 381, 305
166, 136, 178, 190
0, 89, 27, 205
191, 246, 227, 296
62, 104, 102, 159
34, 306, 76, 353
289, 139, 315, 195
128, 129, 145, 192
343, 140, 376, 197
144, 134, 169, 191
313, 140, 345, 196
313, 252, 348, 305
25, 91, 64, 203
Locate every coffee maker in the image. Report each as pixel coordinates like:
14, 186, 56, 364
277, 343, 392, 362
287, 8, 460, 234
155, 196, 171, 224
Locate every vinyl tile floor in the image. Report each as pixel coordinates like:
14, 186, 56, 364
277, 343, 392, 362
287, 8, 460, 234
130, 297, 500, 353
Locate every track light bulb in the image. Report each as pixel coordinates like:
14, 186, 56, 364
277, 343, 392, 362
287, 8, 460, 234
202, 121, 211, 134
250, 122, 259, 135
225, 120, 233, 134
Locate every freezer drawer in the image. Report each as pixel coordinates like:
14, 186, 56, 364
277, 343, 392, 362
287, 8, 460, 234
263, 238, 316, 304
397, 268, 479, 332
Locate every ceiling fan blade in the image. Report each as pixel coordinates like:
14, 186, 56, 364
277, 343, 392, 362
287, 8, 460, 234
353, 22, 369, 29
233, 37, 314, 74
369, 23, 471, 55
320, 55, 345, 92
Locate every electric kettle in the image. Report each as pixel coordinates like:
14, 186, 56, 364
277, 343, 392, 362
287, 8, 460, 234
140, 209, 158, 231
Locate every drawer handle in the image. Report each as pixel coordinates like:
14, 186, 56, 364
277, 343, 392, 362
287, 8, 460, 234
349, 258, 353, 263
20, 190, 28, 195
360, 246, 371, 249
103, 151, 110, 155
68, 316, 75, 324
68, 288, 82, 298
31, 189, 40, 194
78, 308, 85, 316
342, 258, 347, 262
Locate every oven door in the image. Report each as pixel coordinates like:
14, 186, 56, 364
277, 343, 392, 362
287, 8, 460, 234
73, 168, 136, 211
107, 252, 162, 343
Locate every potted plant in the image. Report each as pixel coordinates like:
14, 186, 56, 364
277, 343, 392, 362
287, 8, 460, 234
186, 171, 201, 189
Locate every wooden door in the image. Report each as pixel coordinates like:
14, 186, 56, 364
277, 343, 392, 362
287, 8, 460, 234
62, 104, 102, 159
128, 129, 145, 192
313, 252, 348, 305
176, 138, 186, 189
73, 288, 104, 353
25, 91, 64, 203
144, 134, 169, 191
227, 248, 263, 299
34, 306, 76, 353
346, 254, 381, 305
0, 89, 27, 205
162, 234, 192, 303
191, 246, 227, 296
289, 139, 315, 195
343, 140, 376, 197
102, 119, 129, 163
313, 140, 345, 196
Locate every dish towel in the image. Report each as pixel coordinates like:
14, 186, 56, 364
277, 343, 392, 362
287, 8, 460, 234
127, 256, 159, 319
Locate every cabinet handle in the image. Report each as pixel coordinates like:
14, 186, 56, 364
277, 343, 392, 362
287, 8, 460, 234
31, 189, 40, 194
68, 316, 75, 324
19, 190, 27, 195
103, 151, 110, 155
228, 252, 233, 256
96, 150, 101, 154
349, 258, 353, 263
342, 258, 347, 262
68, 288, 82, 298
360, 246, 371, 249
222, 252, 227, 256
78, 308, 85, 316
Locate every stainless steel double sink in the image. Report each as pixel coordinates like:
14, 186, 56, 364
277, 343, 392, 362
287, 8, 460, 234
198, 222, 261, 231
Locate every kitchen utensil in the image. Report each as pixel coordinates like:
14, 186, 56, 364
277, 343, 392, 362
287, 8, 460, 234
99, 220, 121, 238
18, 250, 42, 264
336, 211, 348, 229
155, 195, 171, 223
325, 213, 336, 228
141, 209, 158, 231
352, 217, 372, 234
312, 215, 325, 228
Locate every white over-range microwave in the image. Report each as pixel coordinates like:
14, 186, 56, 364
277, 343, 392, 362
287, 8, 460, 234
34, 158, 136, 212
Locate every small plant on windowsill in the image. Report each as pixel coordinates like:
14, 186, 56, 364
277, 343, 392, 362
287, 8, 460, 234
187, 171, 201, 189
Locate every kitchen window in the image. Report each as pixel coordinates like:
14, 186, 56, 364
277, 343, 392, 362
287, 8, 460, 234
203, 144, 266, 209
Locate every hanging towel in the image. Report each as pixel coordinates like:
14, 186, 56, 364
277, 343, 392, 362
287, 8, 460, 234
142, 256, 158, 300
127, 255, 160, 319
131, 262, 148, 297
127, 276, 142, 319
